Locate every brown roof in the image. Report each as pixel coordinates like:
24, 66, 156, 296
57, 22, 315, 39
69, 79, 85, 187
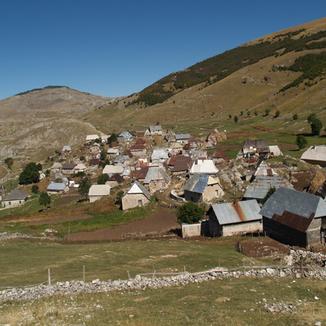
212, 150, 229, 161
130, 143, 146, 151
168, 155, 192, 172
131, 167, 149, 180
272, 211, 314, 233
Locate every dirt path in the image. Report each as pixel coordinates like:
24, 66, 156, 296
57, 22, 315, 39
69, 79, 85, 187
66, 207, 178, 242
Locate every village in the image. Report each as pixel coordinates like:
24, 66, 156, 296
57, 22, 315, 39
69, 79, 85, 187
1, 123, 326, 249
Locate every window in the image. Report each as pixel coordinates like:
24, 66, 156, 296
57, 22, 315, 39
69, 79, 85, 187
138, 199, 143, 207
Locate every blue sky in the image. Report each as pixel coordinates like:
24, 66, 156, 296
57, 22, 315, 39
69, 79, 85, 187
0, 0, 325, 99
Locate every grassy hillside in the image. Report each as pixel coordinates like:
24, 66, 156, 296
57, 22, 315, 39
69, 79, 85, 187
1, 277, 325, 325
134, 22, 326, 106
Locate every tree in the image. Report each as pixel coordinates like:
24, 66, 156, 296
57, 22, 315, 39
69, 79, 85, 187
19, 162, 40, 185
296, 135, 307, 150
97, 174, 109, 184
274, 110, 280, 118
293, 113, 298, 120
100, 149, 107, 161
79, 177, 91, 197
307, 113, 317, 124
31, 185, 39, 194
228, 114, 232, 119
177, 202, 205, 224
234, 115, 239, 123
4, 157, 14, 170
107, 133, 118, 145
39, 192, 51, 208
310, 118, 323, 136
264, 108, 271, 116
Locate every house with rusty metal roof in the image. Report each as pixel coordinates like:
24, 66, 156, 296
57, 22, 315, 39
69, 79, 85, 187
261, 187, 326, 247
208, 200, 262, 237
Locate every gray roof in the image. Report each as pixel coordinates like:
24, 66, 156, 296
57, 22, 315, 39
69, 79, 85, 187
184, 174, 209, 194
260, 187, 326, 219
211, 200, 262, 225
118, 131, 133, 140
149, 125, 162, 132
244, 176, 293, 200
47, 182, 66, 192
144, 167, 170, 184
3, 189, 28, 201
128, 181, 151, 199
175, 133, 191, 140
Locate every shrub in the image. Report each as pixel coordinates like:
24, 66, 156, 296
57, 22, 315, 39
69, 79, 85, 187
31, 185, 39, 194
79, 177, 91, 197
310, 118, 323, 136
234, 116, 239, 123
177, 202, 205, 224
107, 133, 118, 145
4, 157, 13, 169
19, 162, 40, 185
307, 113, 317, 124
274, 110, 280, 118
39, 192, 51, 208
97, 174, 109, 185
293, 113, 298, 120
296, 135, 307, 150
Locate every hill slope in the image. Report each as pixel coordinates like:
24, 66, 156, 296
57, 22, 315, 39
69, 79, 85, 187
87, 17, 326, 151
0, 86, 110, 161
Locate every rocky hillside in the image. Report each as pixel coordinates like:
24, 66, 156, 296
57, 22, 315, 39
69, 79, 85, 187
0, 86, 110, 161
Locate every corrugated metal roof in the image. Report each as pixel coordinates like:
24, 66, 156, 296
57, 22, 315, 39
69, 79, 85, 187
88, 184, 111, 196
244, 176, 293, 200
184, 174, 209, 194
175, 133, 191, 140
211, 200, 262, 225
47, 182, 66, 191
260, 187, 326, 219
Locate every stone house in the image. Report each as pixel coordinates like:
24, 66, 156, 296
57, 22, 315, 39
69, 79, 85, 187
144, 166, 171, 194
122, 181, 151, 210
183, 174, 224, 203
300, 145, 326, 167
2, 189, 28, 208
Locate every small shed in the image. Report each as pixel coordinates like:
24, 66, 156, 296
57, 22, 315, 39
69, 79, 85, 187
47, 182, 69, 194
208, 200, 262, 237
122, 181, 151, 210
301, 145, 326, 167
88, 184, 111, 203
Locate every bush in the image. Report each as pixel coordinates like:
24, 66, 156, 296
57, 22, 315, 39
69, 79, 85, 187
97, 174, 109, 184
293, 113, 298, 120
107, 133, 118, 145
307, 113, 317, 124
31, 185, 39, 194
4, 157, 13, 169
274, 110, 280, 118
296, 135, 307, 150
79, 177, 91, 197
310, 118, 323, 136
233, 116, 239, 123
19, 162, 40, 185
39, 192, 51, 207
177, 202, 205, 224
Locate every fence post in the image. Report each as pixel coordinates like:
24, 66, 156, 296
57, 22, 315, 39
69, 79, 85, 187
48, 268, 51, 286
83, 265, 86, 282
